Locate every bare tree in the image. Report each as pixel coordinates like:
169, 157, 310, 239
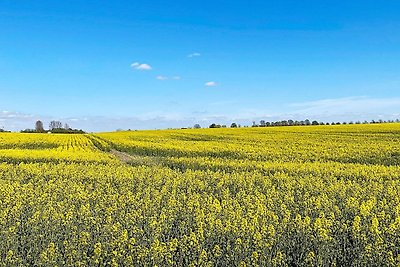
35, 120, 44, 132
64, 123, 70, 130
49, 120, 63, 130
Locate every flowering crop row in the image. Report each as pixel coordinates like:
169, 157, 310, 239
0, 124, 399, 266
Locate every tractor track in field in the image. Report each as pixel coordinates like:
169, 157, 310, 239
110, 149, 163, 166
109, 149, 135, 163
85, 134, 164, 167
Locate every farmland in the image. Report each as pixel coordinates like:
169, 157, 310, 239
1, 124, 400, 266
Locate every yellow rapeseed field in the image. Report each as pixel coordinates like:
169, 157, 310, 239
1, 124, 400, 266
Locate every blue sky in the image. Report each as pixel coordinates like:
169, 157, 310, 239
1, 0, 400, 131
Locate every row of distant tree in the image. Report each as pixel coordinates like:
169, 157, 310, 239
194, 119, 400, 129
20, 120, 85, 134
2, 118, 399, 133
252, 119, 400, 127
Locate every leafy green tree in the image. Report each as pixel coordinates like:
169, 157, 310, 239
209, 123, 221, 128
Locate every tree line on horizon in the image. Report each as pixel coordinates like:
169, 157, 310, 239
20, 120, 85, 134
192, 118, 400, 129
1, 118, 400, 133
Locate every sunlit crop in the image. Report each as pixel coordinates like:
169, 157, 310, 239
1, 124, 400, 266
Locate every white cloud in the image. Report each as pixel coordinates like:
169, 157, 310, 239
188, 52, 201, 58
2, 97, 400, 132
156, 75, 181, 80
0, 111, 39, 131
205, 81, 217, 87
249, 96, 400, 123
0, 111, 34, 119
156, 76, 168, 80
131, 62, 152, 71
291, 96, 400, 114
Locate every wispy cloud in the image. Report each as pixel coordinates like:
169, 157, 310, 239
188, 52, 201, 58
131, 62, 152, 70
0, 110, 238, 132
2, 97, 400, 132
291, 96, 400, 114
205, 81, 217, 87
0, 111, 38, 131
156, 75, 181, 80
0, 110, 34, 119
156, 76, 168, 80
240, 96, 400, 123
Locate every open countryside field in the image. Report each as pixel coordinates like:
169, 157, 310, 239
1, 124, 400, 266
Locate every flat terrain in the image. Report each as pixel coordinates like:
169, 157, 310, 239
1, 124, 400, 266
